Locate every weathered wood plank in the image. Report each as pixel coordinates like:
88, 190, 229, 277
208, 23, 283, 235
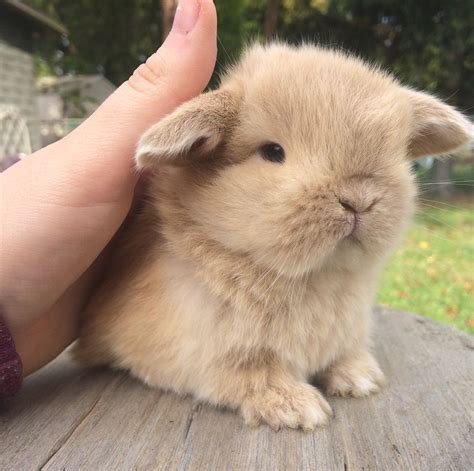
0, 354, 123, 470
1, 308, 472, 470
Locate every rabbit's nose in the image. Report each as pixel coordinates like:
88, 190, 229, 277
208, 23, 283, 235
338, 197, 377, 214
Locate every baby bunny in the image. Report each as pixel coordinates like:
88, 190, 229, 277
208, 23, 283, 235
75, 43, 471, 431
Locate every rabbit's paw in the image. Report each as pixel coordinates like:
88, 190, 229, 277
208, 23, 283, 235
241, 383, 333, 431
323, 353, 386, 398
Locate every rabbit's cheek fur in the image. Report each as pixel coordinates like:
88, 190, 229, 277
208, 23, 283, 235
189, 160, 415, 277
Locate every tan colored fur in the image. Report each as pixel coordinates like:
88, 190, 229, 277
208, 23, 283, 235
75, 44, 472, 431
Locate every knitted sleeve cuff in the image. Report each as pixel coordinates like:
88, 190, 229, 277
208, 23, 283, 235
0, 316, 23, 399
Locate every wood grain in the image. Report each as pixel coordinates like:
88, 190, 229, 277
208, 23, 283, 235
1, 308, 473, 470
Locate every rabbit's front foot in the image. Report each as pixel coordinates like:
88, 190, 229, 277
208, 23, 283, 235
322, 350, 386, 398
241, 382, 333, 431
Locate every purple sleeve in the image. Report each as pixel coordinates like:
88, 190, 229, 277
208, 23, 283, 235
0, 317, 23, 399
0, 153, 23, 172
1, 155, 25, 397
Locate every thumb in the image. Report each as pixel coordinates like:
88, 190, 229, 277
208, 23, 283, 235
58, 0, 218, 203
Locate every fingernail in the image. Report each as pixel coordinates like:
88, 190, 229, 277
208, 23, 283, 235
172, 0, 200, 34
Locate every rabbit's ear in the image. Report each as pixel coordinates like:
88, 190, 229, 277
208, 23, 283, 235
407, 90, 472, 159
135, 90, 239, 168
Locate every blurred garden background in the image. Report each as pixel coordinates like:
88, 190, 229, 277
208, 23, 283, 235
1, 0, 473, 332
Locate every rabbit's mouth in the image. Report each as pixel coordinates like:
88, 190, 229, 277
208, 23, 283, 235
342, 212, 359, 238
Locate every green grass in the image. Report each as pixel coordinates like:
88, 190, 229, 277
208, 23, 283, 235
378, 200, 474, 334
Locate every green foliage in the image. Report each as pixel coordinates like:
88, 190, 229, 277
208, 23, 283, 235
211, 0, 245, 86
279, 0, 374, 54
26, 0, 474, 107
241, 0, 266, 39
332, 0, 474, 107
378, 203, 474, 334
281, 0, 474, 107
28, 0, 163, 85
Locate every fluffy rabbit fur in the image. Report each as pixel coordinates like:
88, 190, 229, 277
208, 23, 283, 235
75, 44, 471, 431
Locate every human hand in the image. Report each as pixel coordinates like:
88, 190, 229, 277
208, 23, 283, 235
0, 0, 217, 375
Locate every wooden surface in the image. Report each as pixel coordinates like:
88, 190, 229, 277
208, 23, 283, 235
1, 307, 473, 470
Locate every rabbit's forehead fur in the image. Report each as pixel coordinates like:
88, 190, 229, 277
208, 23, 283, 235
224, 45, 412, 172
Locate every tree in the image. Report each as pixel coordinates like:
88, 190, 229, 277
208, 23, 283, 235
264, 0, 281, 41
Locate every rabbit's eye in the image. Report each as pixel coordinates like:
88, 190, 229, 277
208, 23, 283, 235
260, 143, 285, 163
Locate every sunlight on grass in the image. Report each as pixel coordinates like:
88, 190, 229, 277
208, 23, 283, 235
378, 201, 474, 334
